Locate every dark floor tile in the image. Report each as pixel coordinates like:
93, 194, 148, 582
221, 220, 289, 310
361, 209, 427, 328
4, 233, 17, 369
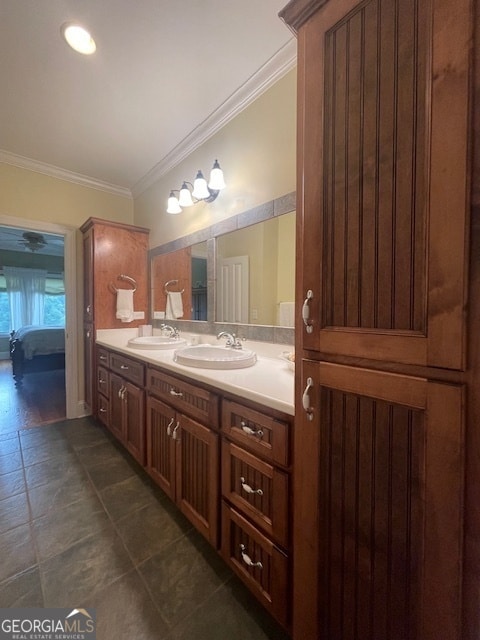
75, 440, 127, 469
0, 431, 19, 444
33, 493, 110, 561
41, 526, 134, 607
99, 474, 159, 522
0, 435, 20, 455
139, 530, 231, 628
86, 454, 137, 491
0, 523, 36, 583
85, 570, 169, 640
28, 471, 96, 519
0, 450, 23, 476
24, 452, 86, 489
167, 577, 291, 640
0, 566, 44, 607
0, 492, 30, 533
19, 424, 68, 450
115, 501, 192, 565
21, 438, 73, 466
62, 418, 111, 450
0, 468, 26, 501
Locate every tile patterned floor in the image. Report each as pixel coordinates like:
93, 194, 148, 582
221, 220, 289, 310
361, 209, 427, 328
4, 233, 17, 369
0, 418, 290, 640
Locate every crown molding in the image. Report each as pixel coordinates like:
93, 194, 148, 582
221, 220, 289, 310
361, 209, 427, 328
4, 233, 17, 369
0, 150, 132, 199
131, 37, 297, 198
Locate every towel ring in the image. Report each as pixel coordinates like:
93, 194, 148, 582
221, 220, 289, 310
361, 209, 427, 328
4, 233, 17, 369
164, 279, 185, 295
109, 274, 137, 293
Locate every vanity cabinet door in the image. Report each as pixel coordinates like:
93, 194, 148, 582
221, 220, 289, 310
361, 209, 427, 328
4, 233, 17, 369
146, 396, 176, 501
109, 372, 126, 442
96, 393, 110, 428
176, 413, 219, 547
123, 381, 145, 465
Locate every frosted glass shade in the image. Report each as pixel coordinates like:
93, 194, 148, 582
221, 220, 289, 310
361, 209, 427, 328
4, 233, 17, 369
167, 192, 182, 214
208, 160, 226, 190
178, 183, 194, 207
192, 171, 211, 200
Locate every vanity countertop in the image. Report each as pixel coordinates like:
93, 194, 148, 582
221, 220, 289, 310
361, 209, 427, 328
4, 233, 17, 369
96, 329, 295, 416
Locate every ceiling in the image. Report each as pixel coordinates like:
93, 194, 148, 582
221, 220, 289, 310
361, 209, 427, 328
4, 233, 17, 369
0, 1, 295, 197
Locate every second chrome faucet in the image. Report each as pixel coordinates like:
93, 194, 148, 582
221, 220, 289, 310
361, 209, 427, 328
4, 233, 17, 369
217, 331, 243, 349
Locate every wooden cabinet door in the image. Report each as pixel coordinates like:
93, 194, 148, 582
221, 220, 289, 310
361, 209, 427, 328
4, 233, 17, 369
124, 382, 145, 465
146, 396, 176, 501
84, 323, 93, 413
295, 359, 464, 640
82, 228, 94, 323
176, 413, 219, 547
109, 372, 126, 442
296, 0, 471, 370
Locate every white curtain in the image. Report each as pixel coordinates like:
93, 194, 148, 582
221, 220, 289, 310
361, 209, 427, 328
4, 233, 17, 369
4, 266, 47, 329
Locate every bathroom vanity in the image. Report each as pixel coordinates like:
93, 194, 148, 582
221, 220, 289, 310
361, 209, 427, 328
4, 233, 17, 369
94, 330, 294, 629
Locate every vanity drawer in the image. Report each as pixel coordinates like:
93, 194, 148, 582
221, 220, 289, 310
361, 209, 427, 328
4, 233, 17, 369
221, 502, 289, 628
222, 441, 289, 547
109, 352, 145, 386
147, 367, 219, 429
96, 393, 110, 427
97, 366, 109, 397
97, 347, 109, 367
221, 400, 290, 467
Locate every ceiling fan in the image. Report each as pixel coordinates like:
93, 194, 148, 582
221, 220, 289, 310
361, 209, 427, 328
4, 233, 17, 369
19, 231, 48, 252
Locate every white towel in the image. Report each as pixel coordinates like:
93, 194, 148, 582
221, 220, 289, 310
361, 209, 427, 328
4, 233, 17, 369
116, 289, 134, 322
165, 291, 184, 319
278, 302, 295, 328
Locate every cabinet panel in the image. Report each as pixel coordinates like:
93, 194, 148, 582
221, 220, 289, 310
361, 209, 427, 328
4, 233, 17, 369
147, 367, 219, 428
222, 399, 290, 467
97, 366, 109, 397
176, 414, 219, 547
146, 396, 176, 500
221, 503, 289, 629
295, 359, 464, 640
222, 440, 289, 548
297, 0, 470, 370
96, 393, 109, 428
109, 372, 126, 441
109, 352, 145, 386
124, 382, 145, 465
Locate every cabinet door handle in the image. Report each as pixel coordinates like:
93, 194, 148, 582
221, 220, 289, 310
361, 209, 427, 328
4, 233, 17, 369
86, 304, 91, 314
240, 477, 263, 496
99, 408, 107, 413
99, 355, 107, 361
172, 422, 180, 440
302, 289, 314, 334
170, 388, 183, 397
302, 376, 314, 421
99, 378, 106, 385
120, 364, 129, 370
166, 417, 175, 437
86, 330, 91, 339
239, 544, 263, 569
240, 421, 263, 439
117, 385, 124, 398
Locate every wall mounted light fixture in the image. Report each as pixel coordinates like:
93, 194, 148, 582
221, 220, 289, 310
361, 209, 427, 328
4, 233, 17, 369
167, 159, 226, 214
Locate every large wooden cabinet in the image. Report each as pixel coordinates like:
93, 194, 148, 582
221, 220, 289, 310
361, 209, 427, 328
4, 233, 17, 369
280, 0, 472, 638
80, 218, 149, 413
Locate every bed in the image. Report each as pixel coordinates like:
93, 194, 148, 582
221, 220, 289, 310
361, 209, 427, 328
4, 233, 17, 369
9, 325, 65, 387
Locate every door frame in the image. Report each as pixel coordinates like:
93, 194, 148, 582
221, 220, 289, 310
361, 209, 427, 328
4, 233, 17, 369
0, 213, 80, 419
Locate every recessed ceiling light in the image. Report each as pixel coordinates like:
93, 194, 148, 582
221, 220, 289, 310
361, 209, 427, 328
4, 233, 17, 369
61, 22, 96, 55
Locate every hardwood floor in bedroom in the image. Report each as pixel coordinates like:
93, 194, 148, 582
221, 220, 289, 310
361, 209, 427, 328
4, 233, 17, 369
0, 361, 66, 435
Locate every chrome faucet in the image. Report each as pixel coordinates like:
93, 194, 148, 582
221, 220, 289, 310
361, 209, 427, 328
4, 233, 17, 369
217, 331, 243, 349
161, 324, 179, 338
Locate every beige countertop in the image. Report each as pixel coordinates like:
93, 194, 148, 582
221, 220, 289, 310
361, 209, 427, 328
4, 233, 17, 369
96, 329, 295, 416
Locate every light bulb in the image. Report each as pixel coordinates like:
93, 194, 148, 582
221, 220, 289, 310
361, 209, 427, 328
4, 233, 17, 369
208, 159, 226, 191
166, 192, 182, 214
62, 23, 96, 55
192, 170, 211, 200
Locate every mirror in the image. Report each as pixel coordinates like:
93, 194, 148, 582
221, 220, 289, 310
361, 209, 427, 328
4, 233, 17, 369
216, 212, 295, 326
151, 241, 208, 321
149, 190, 296, 339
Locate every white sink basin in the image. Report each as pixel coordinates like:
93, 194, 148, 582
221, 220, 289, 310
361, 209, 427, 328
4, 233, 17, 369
127, 336, 187, 350
173, 344, 257, 369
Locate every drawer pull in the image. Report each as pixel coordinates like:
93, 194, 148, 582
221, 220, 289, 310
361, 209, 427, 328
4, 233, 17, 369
99, 408, 107, 413
170, 388, 184, 397
99, 355, 107, 361
240, 477, 263, 496
302, 289, 314, 333
239, 544, 263, 570
240, 421, 263, 439
166, 417, 175, 437
302, 377, 314, 421
99, 378, 106, 385
120, 364, 129, 370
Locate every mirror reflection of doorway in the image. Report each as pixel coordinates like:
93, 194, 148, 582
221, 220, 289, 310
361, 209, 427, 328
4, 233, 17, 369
216, 255, 249, 323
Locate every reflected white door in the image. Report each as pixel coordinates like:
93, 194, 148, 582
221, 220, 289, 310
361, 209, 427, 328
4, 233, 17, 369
217, 256, 249, 323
